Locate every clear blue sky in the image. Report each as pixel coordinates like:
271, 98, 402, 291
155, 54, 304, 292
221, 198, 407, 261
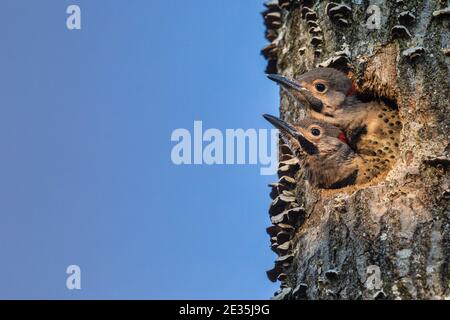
0, 0, 280, 299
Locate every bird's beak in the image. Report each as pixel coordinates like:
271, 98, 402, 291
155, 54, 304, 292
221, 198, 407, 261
267, 74, 323, 113
263, 114, 299, 138
267, 74, 303, 92
262, 114, 318, 155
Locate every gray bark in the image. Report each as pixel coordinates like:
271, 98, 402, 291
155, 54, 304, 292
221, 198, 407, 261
262, 0, 450, 300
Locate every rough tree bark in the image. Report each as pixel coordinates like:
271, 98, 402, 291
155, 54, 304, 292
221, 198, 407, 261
262, 0, 450, 300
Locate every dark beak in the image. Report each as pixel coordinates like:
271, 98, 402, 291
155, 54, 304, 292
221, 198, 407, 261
267, 74, 324, 113
263, 114, 299, 138
262, 114, 318, 155
267, 74, 303, 92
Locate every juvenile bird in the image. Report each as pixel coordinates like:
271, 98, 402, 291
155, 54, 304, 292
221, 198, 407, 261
263, 114, 387, 189
267, 68, 401, 167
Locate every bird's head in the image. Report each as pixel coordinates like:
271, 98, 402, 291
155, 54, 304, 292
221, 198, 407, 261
267, 68, 356, 116
263, 114, 351, 160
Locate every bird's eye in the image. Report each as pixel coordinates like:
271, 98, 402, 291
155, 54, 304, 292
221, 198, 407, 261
311, 128, 321, 136
315, 83, 326, 92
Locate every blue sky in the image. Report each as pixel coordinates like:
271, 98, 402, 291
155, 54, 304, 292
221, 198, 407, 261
0, 0, 280, 299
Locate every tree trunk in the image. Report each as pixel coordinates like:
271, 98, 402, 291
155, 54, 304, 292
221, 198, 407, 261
262, 0, 450, 300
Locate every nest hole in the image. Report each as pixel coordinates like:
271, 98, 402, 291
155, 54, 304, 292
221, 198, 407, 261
356, 92, 399, 111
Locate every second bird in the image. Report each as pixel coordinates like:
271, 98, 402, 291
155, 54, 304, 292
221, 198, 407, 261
263, 114, 386, 189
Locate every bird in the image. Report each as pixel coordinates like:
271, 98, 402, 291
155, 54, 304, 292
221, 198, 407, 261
263, 114, 389, 189
267, 68, 402, 168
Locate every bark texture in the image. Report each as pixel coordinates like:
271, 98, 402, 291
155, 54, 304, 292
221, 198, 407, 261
262, 0, 450, 300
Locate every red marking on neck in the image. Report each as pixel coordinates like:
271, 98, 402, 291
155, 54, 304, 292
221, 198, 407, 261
346, 82, 357, 96
338, 132, 349, 144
